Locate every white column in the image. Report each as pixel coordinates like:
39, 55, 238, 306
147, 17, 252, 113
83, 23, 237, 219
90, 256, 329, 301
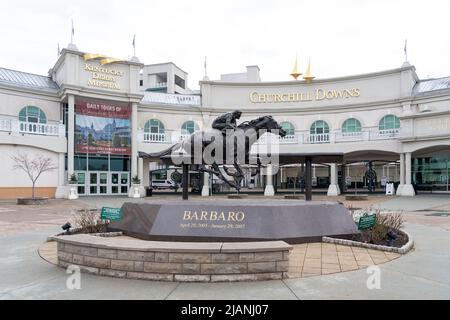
131, 102, 138, 178
264, 165, 275, 196
396, 153, 405, 195
405, 153, 412, 185
55, 152, 68, 199
327, 163, 340, 196
143, 159, 150, 187
58, 153, 65, 186
401, 152, 415, 196
67, 94, 75, 178
138, 157, 144, 183
201, 167, 210, 196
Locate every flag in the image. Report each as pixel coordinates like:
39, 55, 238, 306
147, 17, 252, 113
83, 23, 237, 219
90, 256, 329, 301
132, 34, 136, 48
57, 43, 60, 56
71, 19, 75, 37
404, 39, 407, 59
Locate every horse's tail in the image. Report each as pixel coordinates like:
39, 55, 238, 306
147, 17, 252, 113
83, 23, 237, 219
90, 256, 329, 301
139, 142, 181, 159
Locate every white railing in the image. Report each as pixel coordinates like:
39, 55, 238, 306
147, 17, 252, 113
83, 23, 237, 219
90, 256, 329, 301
139, 129, 402, 145
0, 119, 11, 131
142, 92, 201, 106
19, 121, 61, 136
256, 133, 298, 145
335, 131, 366, 142
150, 82, 167, 88
142, 132, 170, 143
374, 128, 400, 139
304, 133, 330, 144
0, 117, 65, 137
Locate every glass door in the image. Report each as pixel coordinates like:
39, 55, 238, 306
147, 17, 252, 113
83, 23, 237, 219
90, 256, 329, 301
99, 172, 108, 195
110, 172, 129, 195
87, 172, 109, 195
89, 172, 98, 195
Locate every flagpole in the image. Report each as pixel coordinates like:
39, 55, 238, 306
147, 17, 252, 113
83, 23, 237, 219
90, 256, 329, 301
71, 19, 74, 44
404, 39, 408, 62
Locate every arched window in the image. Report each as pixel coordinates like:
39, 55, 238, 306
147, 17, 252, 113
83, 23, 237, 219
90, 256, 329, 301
379, 115, 400, 131
280, 121, 295, 136
18, 106, 47, 123
310, 120, 329, 134
342, 118, 362, 133
144, 119, 165, 134
181, 121, 199, 134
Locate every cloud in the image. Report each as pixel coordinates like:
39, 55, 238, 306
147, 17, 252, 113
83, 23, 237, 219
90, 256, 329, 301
0, 0, 449, 88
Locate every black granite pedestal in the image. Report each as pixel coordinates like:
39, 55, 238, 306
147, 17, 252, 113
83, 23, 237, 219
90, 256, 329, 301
109, 199, 359, 244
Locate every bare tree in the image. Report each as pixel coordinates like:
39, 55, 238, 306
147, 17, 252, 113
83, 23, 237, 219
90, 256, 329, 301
11, 153, 57, 199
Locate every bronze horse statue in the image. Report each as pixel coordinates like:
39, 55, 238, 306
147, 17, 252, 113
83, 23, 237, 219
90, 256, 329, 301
140, 115, 286, 191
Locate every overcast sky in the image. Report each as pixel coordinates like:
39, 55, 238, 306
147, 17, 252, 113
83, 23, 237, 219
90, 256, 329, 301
1, 0, 449, 89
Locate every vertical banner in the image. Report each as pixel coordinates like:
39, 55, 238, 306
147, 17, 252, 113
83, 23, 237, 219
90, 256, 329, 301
74, 99, 131, 155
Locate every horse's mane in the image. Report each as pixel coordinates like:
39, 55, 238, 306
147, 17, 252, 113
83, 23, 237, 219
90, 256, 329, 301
238, 116, 271, 129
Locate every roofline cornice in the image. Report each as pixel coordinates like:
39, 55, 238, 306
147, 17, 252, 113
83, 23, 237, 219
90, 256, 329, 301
200, 65, 417, 87
58, 85, 143, 103
0, 83, 59, 99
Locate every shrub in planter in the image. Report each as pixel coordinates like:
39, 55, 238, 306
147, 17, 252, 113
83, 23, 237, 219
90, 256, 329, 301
69, 173, 78, 184
73, 209, 108, 234
132, 175, 141, 184
350, 209, 406, 246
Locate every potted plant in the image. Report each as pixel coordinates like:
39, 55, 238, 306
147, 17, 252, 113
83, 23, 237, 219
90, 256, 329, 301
68, 173, 79, 200
69, 173, 78, 184
129, 175, 143, 198
132, 175, 141, 185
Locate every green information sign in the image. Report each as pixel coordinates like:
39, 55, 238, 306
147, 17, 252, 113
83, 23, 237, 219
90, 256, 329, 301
358, 214, 377, 230
101, 207, 121, 221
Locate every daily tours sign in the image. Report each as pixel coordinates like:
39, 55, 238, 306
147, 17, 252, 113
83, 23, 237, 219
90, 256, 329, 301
74, 99, 131, 155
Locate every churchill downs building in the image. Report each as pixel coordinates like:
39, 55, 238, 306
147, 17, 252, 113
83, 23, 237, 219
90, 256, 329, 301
1, 44, 449, 199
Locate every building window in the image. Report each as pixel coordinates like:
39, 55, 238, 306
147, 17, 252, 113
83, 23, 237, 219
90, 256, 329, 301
342, 118, 362, 133
139, 80, 143, 86
175, 75, 185, 89
181, 121, 199, 134
310, 120, 329, 135
280, 122, 295, 136
18, 106, 47, 123
379, 115, 400, 131
144, 119, 165, 134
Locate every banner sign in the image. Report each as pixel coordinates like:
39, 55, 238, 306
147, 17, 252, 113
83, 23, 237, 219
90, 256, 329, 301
75, 99, 131, 155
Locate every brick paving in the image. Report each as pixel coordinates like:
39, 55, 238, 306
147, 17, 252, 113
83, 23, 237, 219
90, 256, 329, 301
287, 242, 400, 278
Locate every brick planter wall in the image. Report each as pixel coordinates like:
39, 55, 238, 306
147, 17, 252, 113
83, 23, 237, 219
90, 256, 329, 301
51, 234, 292, 282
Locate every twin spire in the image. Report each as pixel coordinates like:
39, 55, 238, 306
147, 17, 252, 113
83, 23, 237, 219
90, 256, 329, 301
290, 55, 315, 83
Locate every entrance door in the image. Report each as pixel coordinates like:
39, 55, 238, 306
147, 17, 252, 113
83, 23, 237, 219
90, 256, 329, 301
88, 172, 108, 195
110, 172, 129, 195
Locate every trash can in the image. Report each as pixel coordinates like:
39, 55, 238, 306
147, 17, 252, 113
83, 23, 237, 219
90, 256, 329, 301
145, 187, 153, 197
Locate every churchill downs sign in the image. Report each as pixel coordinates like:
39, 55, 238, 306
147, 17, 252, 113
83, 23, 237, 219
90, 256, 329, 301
250, 88, 360, 103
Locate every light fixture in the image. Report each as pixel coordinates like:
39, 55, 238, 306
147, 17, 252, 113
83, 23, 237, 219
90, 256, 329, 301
61, 222, 72, 234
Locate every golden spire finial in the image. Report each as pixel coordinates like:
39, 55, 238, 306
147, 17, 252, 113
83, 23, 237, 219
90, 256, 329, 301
303, 58, 315, 83
290, 54, 302, 80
